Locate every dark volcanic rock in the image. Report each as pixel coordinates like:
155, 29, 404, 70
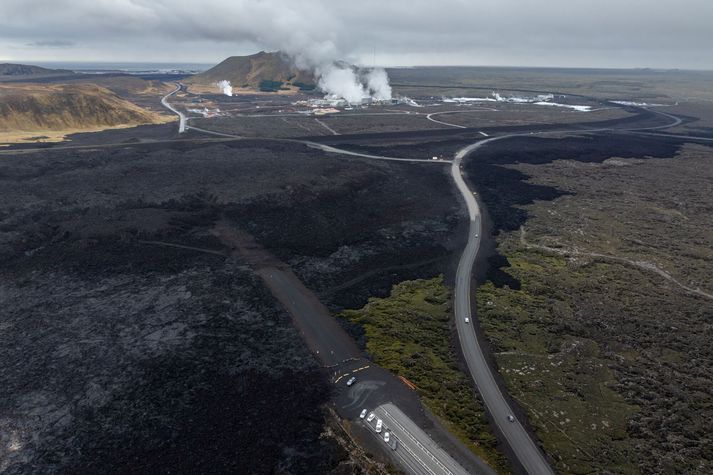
0, 138, 461, 473
1, 254, 338, 473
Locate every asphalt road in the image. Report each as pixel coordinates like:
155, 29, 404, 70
426, 109, 499, 129
451, 138, 555, 475
359, 403, 470, 475
259, 268, 362, 367
305, 141, 450, 163
335, 362, 495, 475
630, 130, 713, 141
628, 107, 682, 131
186, 125, 244, 138
160, 83, 187, 133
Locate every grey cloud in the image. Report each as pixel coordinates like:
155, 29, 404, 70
0, 0, 711, 69
26, 40, 76, 48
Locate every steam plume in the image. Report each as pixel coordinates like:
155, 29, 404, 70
217, 2, 394, 103
317, 64, 367, 104
217, 80, 233, 96
365, 68, 392, 101
297, 59, 392, 103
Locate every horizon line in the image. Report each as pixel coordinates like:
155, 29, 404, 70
3, 59, 712, 73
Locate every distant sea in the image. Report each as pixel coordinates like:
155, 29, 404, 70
33, 62, 213, 75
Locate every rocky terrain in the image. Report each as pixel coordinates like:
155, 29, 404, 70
0, 137, 462, 473
2, 63, 712, 474
467, 133, 713, 474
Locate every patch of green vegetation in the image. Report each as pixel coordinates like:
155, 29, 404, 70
339, 276, 510, 473
293, 81, 317, 91
259, 79, 284, 92
477, 250, 640, 475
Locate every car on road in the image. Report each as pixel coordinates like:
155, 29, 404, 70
359, 409, 367, 419
507, 414, 515, 422
346, 376, 356, 386
465, 317, 470, 323
375, 419, 383, 433
474, 233, 479, 237
367, 413, 376, 422
384, 431, 390, 443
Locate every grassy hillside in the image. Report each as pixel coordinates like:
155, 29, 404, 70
186, 51, 316, 93
0, 83, 172, 143
83, 76, 174, 98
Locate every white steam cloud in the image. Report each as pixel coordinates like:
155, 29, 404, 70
315, 64, 392, 104
217, 80, 233, 96
365, 68, 392, 101
318, 65, 367, 104
194, 1, 395, 103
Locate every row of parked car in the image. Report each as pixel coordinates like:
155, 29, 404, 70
360, 409, 397, 449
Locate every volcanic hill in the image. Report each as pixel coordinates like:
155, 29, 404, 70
186, 51, 316, 93
0, 83, 172, 143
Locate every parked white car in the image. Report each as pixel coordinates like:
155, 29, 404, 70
375, 419, 383, 433
359, 409, 367, 419
384, 432, 390, 443
367, 413, 376, 422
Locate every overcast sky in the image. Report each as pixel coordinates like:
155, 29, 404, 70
1, 0, 712, 70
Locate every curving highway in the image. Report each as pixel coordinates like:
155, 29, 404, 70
452, 137, 555, 475
305, 141, 451, 163
448, 105, 684, 475
426, 109, 499, 129
426, 113, 467, 129
160, 83, 187, 133
627, 107, 682, 131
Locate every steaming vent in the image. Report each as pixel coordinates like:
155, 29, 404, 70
217, 80, 233, 97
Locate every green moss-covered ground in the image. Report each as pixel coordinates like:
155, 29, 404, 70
477, 250, 640, 475
339, 276, 510, 473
